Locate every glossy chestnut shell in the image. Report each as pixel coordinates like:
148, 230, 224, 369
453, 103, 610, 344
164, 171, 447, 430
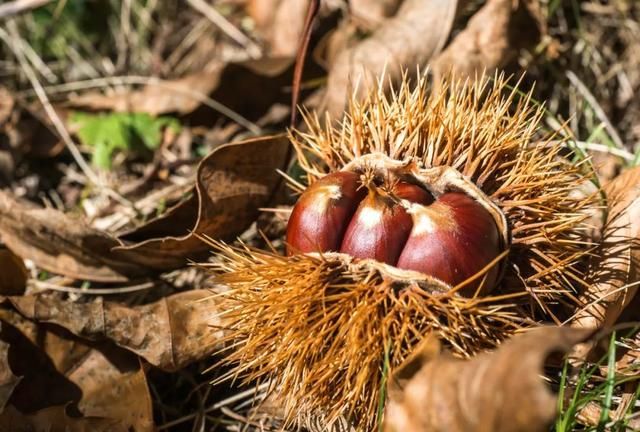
286, 164, 505, 294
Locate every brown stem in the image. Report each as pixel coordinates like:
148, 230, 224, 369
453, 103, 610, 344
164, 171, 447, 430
290, 0, 320, 129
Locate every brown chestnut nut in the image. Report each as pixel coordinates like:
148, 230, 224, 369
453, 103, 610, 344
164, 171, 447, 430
396, 192, 501, 293
339, 188, 413, 265
392, 181, 433, 205
286, 171, 365, 255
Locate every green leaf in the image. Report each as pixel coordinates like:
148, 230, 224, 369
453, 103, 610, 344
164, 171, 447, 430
70, 111, 181, 169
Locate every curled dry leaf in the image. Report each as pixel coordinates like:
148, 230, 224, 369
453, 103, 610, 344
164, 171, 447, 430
116, 134, 290, 269
0, 405, 128, 432
8, 289, 220, 372
430, 0, 545, 82
0, 248, 27, 296
0, 309, 151, 431
0, 135, 289, 281
322, 0, 458, 119
384, 327, 592, 432
572, 167, 640, 331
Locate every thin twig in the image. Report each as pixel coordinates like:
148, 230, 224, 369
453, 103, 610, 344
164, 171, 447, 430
290, 0, 319, 128
186, 0, 261, 58
30, 279, 156, 295
11, 32, 57, 83
0, 0, 52, 19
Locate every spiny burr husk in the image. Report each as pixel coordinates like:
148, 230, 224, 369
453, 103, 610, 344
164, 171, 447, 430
209, 73, 598, 431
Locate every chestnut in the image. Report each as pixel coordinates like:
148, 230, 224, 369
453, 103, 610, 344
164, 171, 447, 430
286, 171, 502, 293
392, 181, 434, 205
396, 192, 501, 293
339, 188, 413, 265
286, 171, 365, 255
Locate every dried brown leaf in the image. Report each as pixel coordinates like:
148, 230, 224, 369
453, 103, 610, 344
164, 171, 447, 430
0, 135, 289, 280
68, 350, 151, 430
0, 405, 128, 432
349, 0, 403, 30
248, 0, 308, 58
116, 134, 290, 269
385, 327, 592, 432
322, 0, 459, 119
270, 0, 308, 58
0, 309, 151, 431
246, 0, 280, 30
0, 191, 142, 282
0, 248, 26, 296
8, 290, 220, 371
572, 167, 640, 331
313, 22, 357, 71
430, 0, 544, 81
591, 151, 623, 186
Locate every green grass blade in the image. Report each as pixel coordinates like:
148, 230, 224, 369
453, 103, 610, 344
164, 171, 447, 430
597, 332, 617, 431
377, 341, 391, 432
